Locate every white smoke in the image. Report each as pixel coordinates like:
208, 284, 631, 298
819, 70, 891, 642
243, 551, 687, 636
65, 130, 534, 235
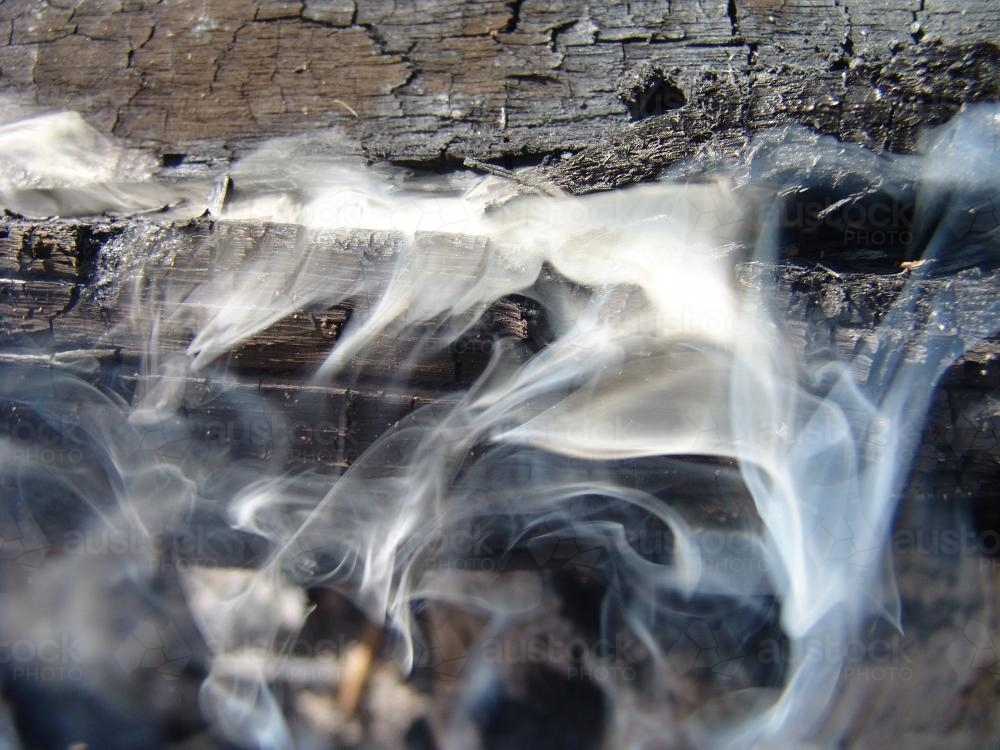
0, 105, 997, 749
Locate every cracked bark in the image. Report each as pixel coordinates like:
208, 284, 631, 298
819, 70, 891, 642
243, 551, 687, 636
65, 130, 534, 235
1, 0, 995, 170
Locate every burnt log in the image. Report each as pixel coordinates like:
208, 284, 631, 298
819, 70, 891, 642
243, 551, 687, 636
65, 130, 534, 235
0, 215, 996, 473
2, 2, 1000, 749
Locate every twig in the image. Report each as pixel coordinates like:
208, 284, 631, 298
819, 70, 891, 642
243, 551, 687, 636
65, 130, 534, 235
336, 622, 382, 716
816, 262, 842, 279
332, 99, 359, 118
462, 157, 565, 197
